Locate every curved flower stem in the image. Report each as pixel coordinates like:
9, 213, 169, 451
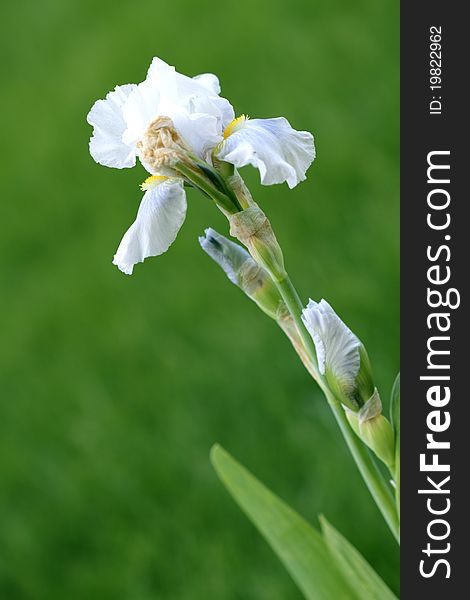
274, 273, 400, 543
327, 394, 400, 543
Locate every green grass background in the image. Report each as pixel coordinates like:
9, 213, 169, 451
0, 0, 399, 598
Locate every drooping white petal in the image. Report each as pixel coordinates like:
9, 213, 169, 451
113, 179, 187, 274
217, 117, 315, 188
302, 299, 360, 395
87, 84, 137, 168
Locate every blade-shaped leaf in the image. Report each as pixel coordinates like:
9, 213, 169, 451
320, 516, 398, 600
211, 444, 358, 600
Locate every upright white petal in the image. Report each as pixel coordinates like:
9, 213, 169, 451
192, 73, 221, 95
217, 117, 315, 188
122, 62, 230, 159
191, 73, 234, 130
88, 58, 235, 169
145, 57, 182, 102
113, 180, 187, 274
121, 79, 162, 147
302, 299, 360, 395
87, 84, 137, 168
146, 57, 234, 141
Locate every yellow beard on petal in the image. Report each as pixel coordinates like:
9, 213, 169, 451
140, 175, 168, 191
223, 115, 247, 139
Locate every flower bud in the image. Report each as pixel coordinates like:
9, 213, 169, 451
301, 299, 379, 410
199, 228, 285, 320
200, 228, 319, 380
302, 299, 360, 410
345, 389, 395, 471
390, 373, 400, 512
228, 205, 286, 281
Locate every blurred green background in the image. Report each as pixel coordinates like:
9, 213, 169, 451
0, 0, 399, 598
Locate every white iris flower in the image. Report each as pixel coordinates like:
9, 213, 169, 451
301, 299, 361, 402
87, 57, 315, 274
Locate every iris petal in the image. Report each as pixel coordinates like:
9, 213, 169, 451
302, 299, 360, 396
113, 179, 187, 274
87, 84, 137, 168
217, 117, 315, 188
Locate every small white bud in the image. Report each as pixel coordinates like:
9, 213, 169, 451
199, 228, 285, 320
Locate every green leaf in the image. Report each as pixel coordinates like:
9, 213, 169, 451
320, 517, 398, 600
211, 444, 358, 600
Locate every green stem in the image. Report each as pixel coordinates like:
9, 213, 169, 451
273, 274, 320, 378
176, 162, 240, 214
328, 394, 400, 542
275, 273, 400, 543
